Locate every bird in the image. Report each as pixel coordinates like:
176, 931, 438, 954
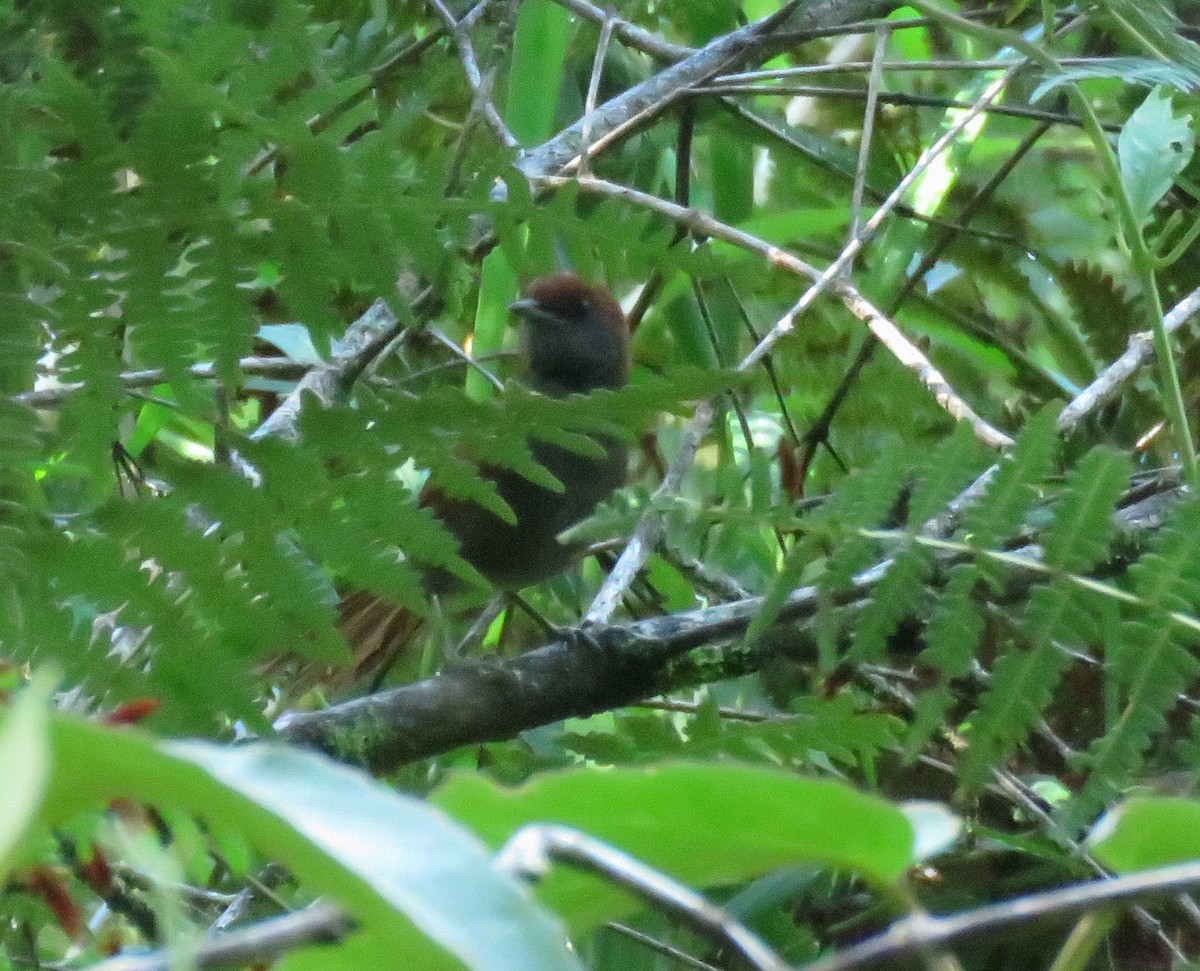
335, 272, 630, 686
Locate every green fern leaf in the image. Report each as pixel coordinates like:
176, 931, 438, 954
1064, 616, 1198, 830
1041, 446, 1131, 572
748, 446, 909, 653
1032, 56, 1200, 100
906, 421, 990, 527
1122, 495, 1200, 609
919, 563, 989, 677
820, 445, 910, 537
171, 461, 345, 665
959, 580, 1094, 791
849, 544, 932, 663
902, 684, 957, 762
962, 404, 1060, 549
1060, 497, 1200, 828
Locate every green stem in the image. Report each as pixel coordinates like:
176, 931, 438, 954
910, 0, 1199, 486
1071, 95, 1199, 488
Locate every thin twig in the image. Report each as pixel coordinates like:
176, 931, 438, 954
498, 824, 790, 971
846, 26, 888, 251
1057, 285, 1200, 433
425, 326, 504, 392
579, 10, 618, 175
549, 0, 693, 62
716, 54, 1108, 82
925, 284, 1200, 539
427, 0, 516, 148
84, 902, 350, 971
538, 174, 1010, 449
585, 401, 715, 624
737, 61, 1022, 371
516, 0, 818, 177
694, 82, 1114, 131
14, 358, 311, 409
605, 922, 724, 971
250, 300, 400, 443
565, 162, 1009, 619
801, 861, 1200, 971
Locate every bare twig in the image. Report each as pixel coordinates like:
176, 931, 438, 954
249, 300, 400, 443
425, 326, 504, 392
605, 922, 724, 971
717, 54, 1112, 82
738, 62, 1021, 371
275, 472, 1186, 771
585, 401, 715, 624
1057, 285, 1200, 433
846, 26, 888, 251
696, 83, 1111, 131
427, 0, 515, 148
85, 902, 350, 971
538, 173, 1011, 448
15, 358, 311, 409
579, 10, 618, 175
498, 825, 790, 971
801, 862, 1200, 971
517, 1, 900, 178
924, 284, 1200, 538
557, 161, 1010, 620
549, 0, 693, 61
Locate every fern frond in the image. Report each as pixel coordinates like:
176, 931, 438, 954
962, 404, 1059, 548
749, 445, 910, 645
952, 449, 1129, 788
960, 581, 1094, 790
849, 544, 932, 663
1064, 616, 1198, 829
1032, 57, 1200, 101
919, 563, 990, 677
1057, 260, 1142, 362
1062, 497, 1200, 828
1040, 447, 1130, 572
906, 421, 990, 527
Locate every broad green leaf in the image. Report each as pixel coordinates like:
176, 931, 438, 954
1090, 797, 1200, 871
0, 671, 54, 879
506, 0, 571, 147
435, 764, 915, 930
45, 721, 580, 971
1118, 87, 1195, 228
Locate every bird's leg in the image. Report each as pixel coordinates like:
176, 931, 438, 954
508, 592, 609, 654
450, 594, 507, 662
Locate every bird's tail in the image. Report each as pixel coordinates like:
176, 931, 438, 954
269, 592, 427, 703
336, 590, 428, 689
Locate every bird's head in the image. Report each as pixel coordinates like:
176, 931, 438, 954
509, 272, 629, 395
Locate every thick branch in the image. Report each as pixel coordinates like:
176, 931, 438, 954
274, 570, 873, 771
276, 473, 1184, 774
517, 0, 896, 178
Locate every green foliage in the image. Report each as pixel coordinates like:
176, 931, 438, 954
1031, 56, 1200, 100
41, 712, 580, 971
5, 0, 1200, 968
1091, 796, 1200, 872
1118, 87, 1196, 230
1063, 497, 1200, 828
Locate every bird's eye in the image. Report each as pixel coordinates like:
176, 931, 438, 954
543, 297, 588, 321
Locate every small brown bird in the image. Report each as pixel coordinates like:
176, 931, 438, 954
337, 272, 630, 683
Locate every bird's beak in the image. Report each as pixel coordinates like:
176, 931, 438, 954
508, 298, 560, 326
